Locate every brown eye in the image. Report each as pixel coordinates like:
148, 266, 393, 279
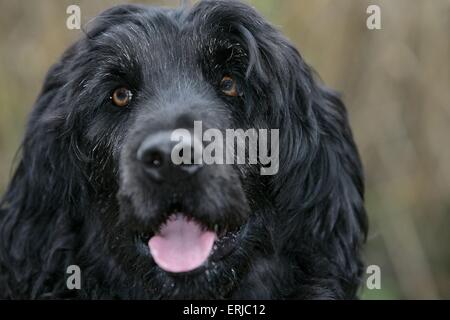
220, 76, 239, 97
111, 87, 132, 107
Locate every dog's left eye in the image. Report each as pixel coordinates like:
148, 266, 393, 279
220, 76, 239, 97
111, 87, 133, 107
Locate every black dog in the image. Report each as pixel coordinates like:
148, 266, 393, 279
0, 0, 367, 299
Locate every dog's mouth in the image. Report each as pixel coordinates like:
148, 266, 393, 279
137, 213, 243, 274
148, 214, 215, 273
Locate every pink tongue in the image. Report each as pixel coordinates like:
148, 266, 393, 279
148, 215, 216, 273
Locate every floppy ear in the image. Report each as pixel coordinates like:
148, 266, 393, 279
281, 84, 368, 298
263, 38, 368, 298
0, 45, 88, 299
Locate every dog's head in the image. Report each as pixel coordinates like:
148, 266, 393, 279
0, 0, 367, 299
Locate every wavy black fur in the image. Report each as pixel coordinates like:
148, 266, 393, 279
0, 0, 367, 299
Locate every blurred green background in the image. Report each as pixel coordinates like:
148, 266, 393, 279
0, 0, 449, 299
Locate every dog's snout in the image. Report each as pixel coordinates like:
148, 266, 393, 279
136, 131, 203, 181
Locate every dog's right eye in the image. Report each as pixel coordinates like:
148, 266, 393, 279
111, 87, 133, 107
220, 76, 239, 97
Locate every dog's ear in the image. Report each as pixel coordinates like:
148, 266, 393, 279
257, 45, 368, 297
245, 23, 368, 296
0, 44, 87, 298
262, 37, 368, 298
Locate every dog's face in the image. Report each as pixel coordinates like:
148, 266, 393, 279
0, 0, 367, 300
59, 2, 284, 298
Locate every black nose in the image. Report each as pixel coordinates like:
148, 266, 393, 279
136, 131, 203, 181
